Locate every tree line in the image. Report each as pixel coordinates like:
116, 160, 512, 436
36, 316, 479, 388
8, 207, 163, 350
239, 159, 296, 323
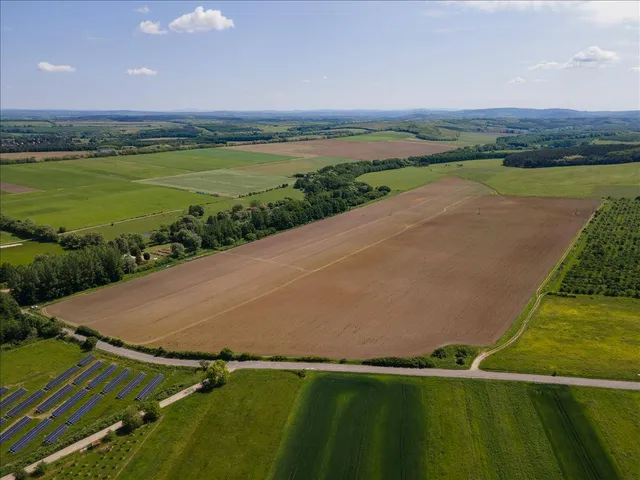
502, 144, 640, 168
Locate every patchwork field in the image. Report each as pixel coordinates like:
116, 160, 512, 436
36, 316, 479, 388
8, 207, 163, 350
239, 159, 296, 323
483, 296, 640, 381
231, 138, 456, 160
47, 178, 598, 358
43, 371, 640, 480
0, 151, 89, 160
336, 131, 417, 142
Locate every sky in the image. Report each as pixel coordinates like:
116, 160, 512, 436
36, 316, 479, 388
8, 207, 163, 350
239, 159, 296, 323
1, 1, 639, 111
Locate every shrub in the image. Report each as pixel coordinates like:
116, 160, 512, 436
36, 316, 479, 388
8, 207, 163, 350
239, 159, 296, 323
363, 356, 435, 369
143, 251, 151, 261
219, 347, 234, 361
102, 430, 115, 443
82, 336, 98, 351
456, 357, 465, 366
14, 469, 28, 480
121, 406, 142, 433
170, 242, 185, 257
202, 360, 230, 388
33, 462, 47, 477
431, 347, 447, 359
142, 400, 161, 423
76, 325, 100, 338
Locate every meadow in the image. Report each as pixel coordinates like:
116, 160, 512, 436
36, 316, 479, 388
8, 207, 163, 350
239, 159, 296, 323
48, 371, 640, 480
483, 295, 640, 381
0, 241, 65, 266
337, 131, 416, 142
0, 339, 200, 474
358, 159, 640, 198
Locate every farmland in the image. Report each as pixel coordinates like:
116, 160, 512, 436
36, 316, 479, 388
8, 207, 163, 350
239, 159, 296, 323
0, 339, 200, 475
39, 372, 640, 480
47, 178, 598, 358
483, 295, 640, 381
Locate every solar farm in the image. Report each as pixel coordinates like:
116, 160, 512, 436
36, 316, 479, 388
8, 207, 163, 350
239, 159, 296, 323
0, 354, 165, 457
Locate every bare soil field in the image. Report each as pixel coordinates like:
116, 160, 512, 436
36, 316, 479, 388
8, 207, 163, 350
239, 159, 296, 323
47, 178, 598, 358
0, 182, 41, 193
0, 151, 88, 160
230, 138, 455, 160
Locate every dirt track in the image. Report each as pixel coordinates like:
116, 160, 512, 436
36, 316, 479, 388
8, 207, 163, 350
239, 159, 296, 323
0, 182, 40, 194
231, 138, 455, 160
48, 178, 599, 358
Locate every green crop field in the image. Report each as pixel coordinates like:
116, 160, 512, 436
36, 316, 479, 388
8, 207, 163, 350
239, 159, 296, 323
338, 131, 416, 142
33, 371, 640, 480
0, 231, 22, 245
0, 339, 200, 475
358, 166, 442, 193
138, 169, 292, 197
237, 156, 357, 176
0, 241, 65, 266
483, 296, 640, 381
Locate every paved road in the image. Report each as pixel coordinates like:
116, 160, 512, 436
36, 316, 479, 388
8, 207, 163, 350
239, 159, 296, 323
67, 330, 640, 391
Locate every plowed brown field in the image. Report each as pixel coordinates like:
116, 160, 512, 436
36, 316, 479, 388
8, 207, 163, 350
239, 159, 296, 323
47, 178, 599, 358
230, 138, 455, 160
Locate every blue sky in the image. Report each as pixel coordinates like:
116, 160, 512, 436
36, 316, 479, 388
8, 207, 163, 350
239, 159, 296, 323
1, 1, 638, 111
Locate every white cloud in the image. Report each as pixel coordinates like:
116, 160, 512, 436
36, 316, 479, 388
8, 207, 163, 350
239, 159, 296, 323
441, 1, 638, 26
433, 26, 472, 34
138, 20, 167, 35
508, 77, 527, 84
126, 67, 157, 76
37, 62, 75, 73
323, 76, 328, 80
302, 79, 311, 83
528, 46, 619, 71
630, 66, 640, 72
169, 6, 234, 33
135, 5, 150, 14
528, 61, 563, 71
531, 78, 549, 83
565, 46, 619, 68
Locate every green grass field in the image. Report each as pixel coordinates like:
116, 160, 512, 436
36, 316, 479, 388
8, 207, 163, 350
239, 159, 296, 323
358, 159, 640, 198
0, 231, 22, 245
483, 296, 640, 381
0, 241, 65, 266
237, 156, 357, 176
138, 169, 293, 197
33, 371, 640, 479
0, 339, 200, 474
338, 131, 416, 142
417, 131, 504, 147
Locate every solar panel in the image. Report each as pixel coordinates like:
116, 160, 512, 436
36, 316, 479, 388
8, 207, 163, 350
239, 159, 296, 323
0, 418, 5, 427
5, 390, 46, 418
66, 395, 102, 425
72, 361, 104, 386
51, 390, 87, 419
87, 364, 117, 390
101, 369, 130, 395
45, 366, 80, 391
117, 373, 146, 400
0, 388, 27, 410
135, 374, 164, 401
44, 423, 67, 445
9, 418, 53, 453
35, 385, 75, 414
0, 387, 7, 396
0, 417, 32, 445
78, 354, 94, 367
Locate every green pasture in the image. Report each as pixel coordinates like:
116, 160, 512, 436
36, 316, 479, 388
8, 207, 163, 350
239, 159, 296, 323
358, 166, 442, 193
0, 241, 65, 266
0, 231, 22, 245
0, 339, 200, 473
338, 131, 416, 142
138, 169, 292, 197
483, 296, 640, 381
237, 156, 357, 176
428, 131, 504, 147
33, 371, 640, 479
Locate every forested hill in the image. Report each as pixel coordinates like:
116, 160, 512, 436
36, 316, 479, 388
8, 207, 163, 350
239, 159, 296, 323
503, 144, 640, 168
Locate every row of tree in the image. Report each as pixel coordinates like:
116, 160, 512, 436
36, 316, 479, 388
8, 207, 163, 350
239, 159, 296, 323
0, 292, 62, 343
0, 215, 59, 242
502, 144, 640, 168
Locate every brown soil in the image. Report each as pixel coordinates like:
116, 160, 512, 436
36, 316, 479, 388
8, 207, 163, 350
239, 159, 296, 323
0, 182, 41, 194
230, 139, 456, 160
48, 178, 599, 359
0, 151, 88, 160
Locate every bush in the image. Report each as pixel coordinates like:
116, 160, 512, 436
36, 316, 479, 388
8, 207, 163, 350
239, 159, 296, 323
102, 429, 115, 443
431, 347, 447, 359
76, 325, 100, 338
142, 400, 161, 423
81, 336, 98, 351
14, 469, 28, 480
121, 406, 142, 433
219, 347, 234, 361
456, 357, 465, 366
377, 185, 391, 193
33, 462, 47, 477
143, 251, 151, 261
170, 242, 185, 258
363, 356, 435, 369
202, 360, 230, 388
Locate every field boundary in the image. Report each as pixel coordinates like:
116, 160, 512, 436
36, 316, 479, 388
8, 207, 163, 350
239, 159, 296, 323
471, 205, 600, 370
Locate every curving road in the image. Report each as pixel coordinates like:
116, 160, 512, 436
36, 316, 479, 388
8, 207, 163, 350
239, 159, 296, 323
67, 330, 640, 391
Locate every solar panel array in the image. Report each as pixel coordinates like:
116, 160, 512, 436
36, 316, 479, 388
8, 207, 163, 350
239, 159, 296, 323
87, 364, 117, 390
66, 395, 102, 425
9, 418, 53, 453
45, 366, 80, 391
72, 361, 104, 386
0, 387, 7, 396
51, 390, 87, 419
5, 390, 46, 418
36, 385, 75, 414
0, 418, 5, 427
117, 373, 146, 400
101, 369, 130, 395
0, 417, 32, 445
0, 388, 27, 410
136, 374, 164, 401
44, 424, 68, 445
78, 354, 94, 367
